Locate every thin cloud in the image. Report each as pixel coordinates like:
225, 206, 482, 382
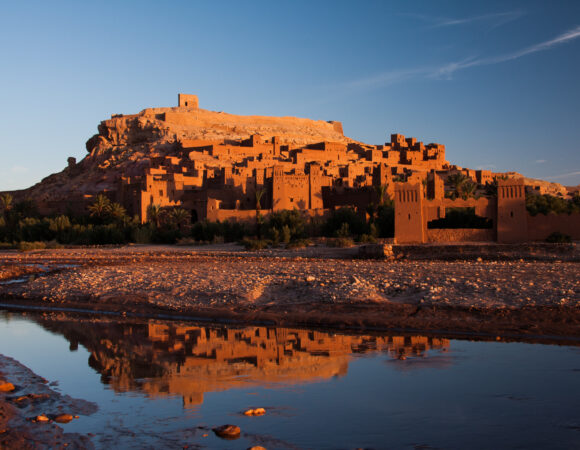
535, 159, 547, 164
10, 166, 28, 174
343, 25, 580, 90
476, 164, 497, 170
342, 67, 427, 90
544, 170, 580, 180
402, 11, 524, 29
434, 25, 580, 78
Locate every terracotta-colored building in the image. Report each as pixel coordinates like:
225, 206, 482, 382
394, 177, 580, 243
116, 96, 453, 226
16, 94, 578, 244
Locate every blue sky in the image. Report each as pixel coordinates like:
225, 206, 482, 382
1, 0, 579, 190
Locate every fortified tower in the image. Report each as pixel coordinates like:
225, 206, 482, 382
178, 93, 199, 109
394, 182, 425, 243
497, 178, 527, 243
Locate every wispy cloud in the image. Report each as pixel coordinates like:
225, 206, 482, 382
544, 170, 580, 181
433, 25, 580, 78
343, 25, 580, 90
402, 11, 524, 29
535, 159, 547, 164
476, 164, 497, 170
10, 166, 28, 174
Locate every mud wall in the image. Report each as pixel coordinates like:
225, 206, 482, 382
526, 212, 580, 241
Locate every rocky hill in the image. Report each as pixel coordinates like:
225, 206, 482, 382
9, 98, 354, 208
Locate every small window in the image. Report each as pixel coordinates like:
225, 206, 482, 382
290, 197, 294, 202
408, 213, 411, 220
159, 190, 163, 196
510, 211, 514, 218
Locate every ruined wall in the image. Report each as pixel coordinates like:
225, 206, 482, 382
178, 94, 199, 109
427, 228, 495, 243
526, 212, 580, 241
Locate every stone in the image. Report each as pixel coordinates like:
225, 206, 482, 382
213, 424, 241, 440
35, 414, 50, 422
54, 414, 74, 423
244, 407, 266, 416
0, 381, 15, 392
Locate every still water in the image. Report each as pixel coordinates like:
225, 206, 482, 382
1, 311, 580, 449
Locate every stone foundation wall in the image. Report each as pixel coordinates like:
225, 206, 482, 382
427, 228, 495, 243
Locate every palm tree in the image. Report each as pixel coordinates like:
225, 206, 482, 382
146, 204, 163, 228
108, 202, 128, 223
168, 207, 191, 232
447, 173, 476, 199
255, 189, 266, 239
88, 194, 111, 221
460, 180, 477, 200
374, 184, 388, 206
0, 193, 13, 221
255, 188, 266, 210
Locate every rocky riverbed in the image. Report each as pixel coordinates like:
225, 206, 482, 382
0, 244, 579, 338
0, 354, 97, 449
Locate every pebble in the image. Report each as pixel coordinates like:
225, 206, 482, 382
213, 424, 241, 439
54, 414, 74, 423
0, 380, 15, 392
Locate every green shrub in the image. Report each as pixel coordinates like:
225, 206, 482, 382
324, 207, 367, 237
427, 207, 493, 229
526, 193, 580, 216
241, 238, 269, 250
545, 232, 572, 243
132, 225, 153, 244
359, 234, 377, 243
327, 237, 355, 248
266, 210, 307, 241
375, 203, 394, 237
285, 238, 311, 249
18, 241, 47, 251
176, 237, 197, 246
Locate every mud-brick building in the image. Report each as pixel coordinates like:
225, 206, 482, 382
394, 178, 580, 243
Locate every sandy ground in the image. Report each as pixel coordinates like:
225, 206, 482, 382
0, 244, 579, 338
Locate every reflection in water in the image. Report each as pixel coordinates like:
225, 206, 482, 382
33, 314, 448, 408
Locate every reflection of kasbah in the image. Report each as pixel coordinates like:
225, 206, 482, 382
20, 94, 577, 242
37, 316, 448, 409
121, 323, 448, 408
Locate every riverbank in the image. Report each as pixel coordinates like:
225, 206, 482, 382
0, 353, 97, 449
0, 244, 579, 339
